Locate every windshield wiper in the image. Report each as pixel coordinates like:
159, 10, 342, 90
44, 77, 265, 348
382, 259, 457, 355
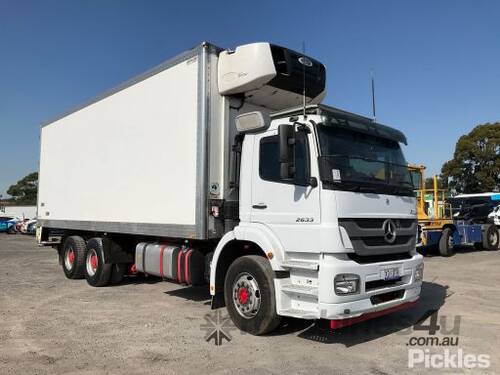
359, 186, 379, 193
359, 176, 386, 184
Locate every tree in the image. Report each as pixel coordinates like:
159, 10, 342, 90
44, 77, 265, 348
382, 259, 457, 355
7, 172, 38, 205
424, 177, 445, 190
441, 123, 499, 193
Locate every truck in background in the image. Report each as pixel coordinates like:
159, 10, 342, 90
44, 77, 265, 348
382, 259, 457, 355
408, 164, 499, 256
446, 193, 500, 255
37, 42, 423, 334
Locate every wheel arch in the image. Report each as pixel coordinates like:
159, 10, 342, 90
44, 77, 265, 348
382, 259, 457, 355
209, 224, 286, 307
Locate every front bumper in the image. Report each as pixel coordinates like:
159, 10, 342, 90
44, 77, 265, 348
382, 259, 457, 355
318, 252, 423, 320
329, 299, 419, 329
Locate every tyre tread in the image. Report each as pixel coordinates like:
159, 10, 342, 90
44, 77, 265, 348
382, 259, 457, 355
85, 237, 112, 287
224, 255, 281, 335
62, 236, 87, 279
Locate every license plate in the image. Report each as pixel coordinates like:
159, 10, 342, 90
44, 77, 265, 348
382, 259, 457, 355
381, 266, 400, 281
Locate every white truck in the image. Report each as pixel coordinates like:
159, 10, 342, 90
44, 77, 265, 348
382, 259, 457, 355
37, 42, 424, 335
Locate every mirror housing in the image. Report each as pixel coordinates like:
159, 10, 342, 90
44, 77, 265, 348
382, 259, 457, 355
278, 124, 295, 180
309, 177, 318, 188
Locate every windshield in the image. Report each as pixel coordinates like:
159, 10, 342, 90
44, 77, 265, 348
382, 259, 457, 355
409, 169, 422, 190
448, 196, 496, 210
316, 125, 414, 196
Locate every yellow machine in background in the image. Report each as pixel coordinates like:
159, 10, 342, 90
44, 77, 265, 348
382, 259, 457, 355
408, 164, 453, 249
409, 164, 499, 256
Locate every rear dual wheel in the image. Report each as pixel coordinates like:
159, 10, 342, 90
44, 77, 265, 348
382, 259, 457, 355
62, 236, 126, 285
84, 239, 110, 287
62, 236, 87, 279
84, 238, 127, 286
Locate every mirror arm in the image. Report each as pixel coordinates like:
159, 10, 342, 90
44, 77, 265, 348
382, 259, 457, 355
295, 122, 311, 133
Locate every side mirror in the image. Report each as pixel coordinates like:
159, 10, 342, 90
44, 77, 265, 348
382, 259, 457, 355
278, 125, 295, 180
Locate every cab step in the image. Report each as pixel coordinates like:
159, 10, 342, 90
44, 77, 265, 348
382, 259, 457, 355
280, 260, 319, 271
278, 308, 319, 319
281, 283, 318, 297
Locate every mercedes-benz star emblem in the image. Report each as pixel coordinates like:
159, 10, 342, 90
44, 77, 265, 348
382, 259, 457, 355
382, 219, 397, 244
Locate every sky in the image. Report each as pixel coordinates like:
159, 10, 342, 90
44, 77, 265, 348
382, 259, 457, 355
1, 0, 499, 196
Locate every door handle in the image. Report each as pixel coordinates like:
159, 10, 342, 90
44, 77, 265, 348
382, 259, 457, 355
252, 204, 267, 209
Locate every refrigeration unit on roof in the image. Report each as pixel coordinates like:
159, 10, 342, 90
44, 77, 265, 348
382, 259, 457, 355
218, 42, 326, 110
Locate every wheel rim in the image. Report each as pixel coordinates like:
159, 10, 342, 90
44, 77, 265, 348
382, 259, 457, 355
232, 272, 261, 319
64, 248, 75, 271
489, 229, 498, 246
86, 249, 98, 276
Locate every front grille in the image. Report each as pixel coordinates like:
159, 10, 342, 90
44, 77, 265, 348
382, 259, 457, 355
339, 218, 417, 256
347, 218, 415, 229
366, 277, 403, 291
347, 252, 412, 264
370, 290, 404, 305
362, 235, 413, 246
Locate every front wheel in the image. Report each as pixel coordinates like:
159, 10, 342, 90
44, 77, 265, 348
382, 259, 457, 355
483, 224, 499, 251
224, 255, 281, 335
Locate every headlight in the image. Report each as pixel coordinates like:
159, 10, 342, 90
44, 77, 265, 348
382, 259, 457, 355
334, 274, 360, 295
415, 263, 424, 282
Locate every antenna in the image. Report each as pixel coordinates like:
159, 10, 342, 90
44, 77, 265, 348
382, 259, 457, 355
371, 69, 376, 122
302, 41, 307, 119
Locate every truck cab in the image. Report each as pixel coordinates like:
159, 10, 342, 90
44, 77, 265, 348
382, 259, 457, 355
211, 104, 423, 332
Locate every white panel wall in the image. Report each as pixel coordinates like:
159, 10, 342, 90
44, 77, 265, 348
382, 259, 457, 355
38, 57, 200, 226
0, 206, 37, 220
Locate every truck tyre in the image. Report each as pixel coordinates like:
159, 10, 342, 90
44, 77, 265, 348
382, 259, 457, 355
110, 263, 127, 285
224, 255, 281, 335
439, 228, 454, 257
482, 224, 499, 251
61, 236, 87, 279
84, 238, 112, 287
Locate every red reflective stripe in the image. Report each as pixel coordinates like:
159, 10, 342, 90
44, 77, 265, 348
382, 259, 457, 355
177, 251, 183, 283
329, 299, 419, 329
159, 244, 167, 278
184, 250, 193, 284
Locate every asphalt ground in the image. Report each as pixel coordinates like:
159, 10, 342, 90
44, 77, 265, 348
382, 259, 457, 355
0, 234, 499, 374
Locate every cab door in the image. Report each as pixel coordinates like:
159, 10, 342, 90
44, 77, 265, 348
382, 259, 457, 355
250, 127, 320, 253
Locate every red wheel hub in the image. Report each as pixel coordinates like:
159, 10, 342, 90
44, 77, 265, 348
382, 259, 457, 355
67, 249, 74, 265
237, 287, 249, 304
90, 254, 98, 270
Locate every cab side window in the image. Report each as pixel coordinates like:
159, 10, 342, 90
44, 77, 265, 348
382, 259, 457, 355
259, 131, 310, 185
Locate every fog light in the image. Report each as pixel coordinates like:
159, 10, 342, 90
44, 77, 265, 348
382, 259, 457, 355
334, 274, 360, 295
415, 263, 424, 282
